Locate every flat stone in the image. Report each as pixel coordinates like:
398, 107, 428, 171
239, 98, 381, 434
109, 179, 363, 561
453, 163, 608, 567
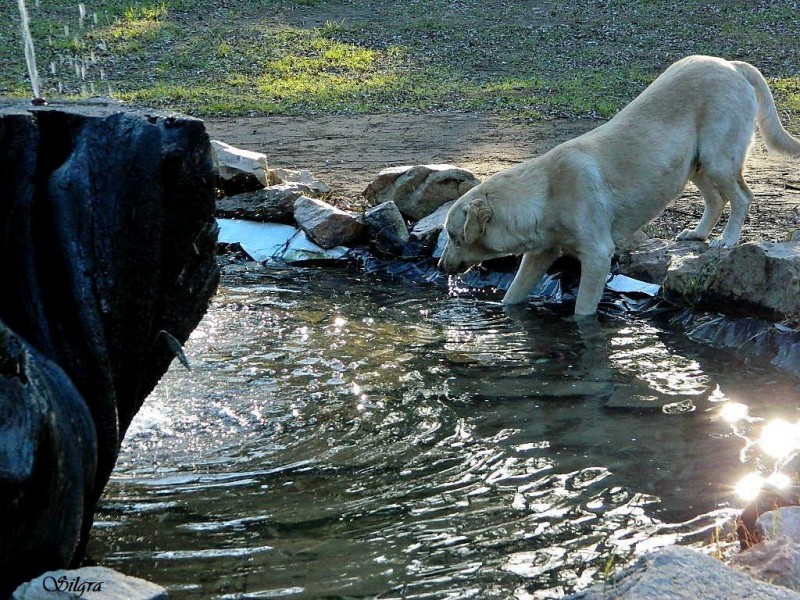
293, 196, 365, 249
270, 168, 331, 196
215, 183, 311, 223
410, 200, 454, 246
13, 566, 167, 600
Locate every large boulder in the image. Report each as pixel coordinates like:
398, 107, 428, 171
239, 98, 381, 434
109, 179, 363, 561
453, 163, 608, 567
703, 242, 800, 319
294, 196, 365, 249
215, 183, 311, 223
363, 164, 480, 221
211, 139, 268, 195
566, 545, 800, 600
0, 100, 218, 594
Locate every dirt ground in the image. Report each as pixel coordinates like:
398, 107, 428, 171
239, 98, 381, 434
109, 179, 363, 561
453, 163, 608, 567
205, 113, 800, 243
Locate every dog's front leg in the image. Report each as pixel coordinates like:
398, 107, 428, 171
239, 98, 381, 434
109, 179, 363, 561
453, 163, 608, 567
574, 246, 614, 316
503, 248, 561, 305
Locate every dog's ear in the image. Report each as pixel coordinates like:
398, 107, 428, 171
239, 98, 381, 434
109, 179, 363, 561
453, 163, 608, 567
463, 196, 493, 244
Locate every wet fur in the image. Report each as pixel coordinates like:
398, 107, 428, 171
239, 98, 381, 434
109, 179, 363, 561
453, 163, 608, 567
438, 55, 800, 315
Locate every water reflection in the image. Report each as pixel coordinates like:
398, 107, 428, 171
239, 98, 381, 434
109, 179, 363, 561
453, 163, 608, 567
87, 265, 800, 599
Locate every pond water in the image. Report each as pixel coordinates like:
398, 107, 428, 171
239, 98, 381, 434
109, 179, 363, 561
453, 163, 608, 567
87, 264, 800, 599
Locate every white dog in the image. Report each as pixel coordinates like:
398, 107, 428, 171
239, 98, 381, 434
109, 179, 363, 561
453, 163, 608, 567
438, 55, 800, 315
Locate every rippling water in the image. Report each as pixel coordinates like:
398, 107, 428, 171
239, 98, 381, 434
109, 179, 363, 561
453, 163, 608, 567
87, 264, 800, 599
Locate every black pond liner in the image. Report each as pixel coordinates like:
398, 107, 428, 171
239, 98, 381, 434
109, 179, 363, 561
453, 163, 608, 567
351, 250, 800, 382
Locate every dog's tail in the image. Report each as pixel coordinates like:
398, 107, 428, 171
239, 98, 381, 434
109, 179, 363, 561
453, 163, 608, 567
732, 60, 800, 157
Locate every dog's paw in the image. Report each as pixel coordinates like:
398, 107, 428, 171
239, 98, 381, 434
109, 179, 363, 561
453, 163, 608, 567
709, 238, 732, 249
676, 229, 705, 242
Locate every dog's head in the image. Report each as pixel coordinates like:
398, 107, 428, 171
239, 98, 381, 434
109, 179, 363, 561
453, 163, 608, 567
438, 189, 508, 274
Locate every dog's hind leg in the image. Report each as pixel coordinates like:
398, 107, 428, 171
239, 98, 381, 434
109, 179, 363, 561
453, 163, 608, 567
713, 173, 754, 247
676, 170, 725, 241
503, 248, 561, 305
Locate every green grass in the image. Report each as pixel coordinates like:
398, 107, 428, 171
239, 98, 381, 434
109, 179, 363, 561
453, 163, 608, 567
1, 0, 798, 119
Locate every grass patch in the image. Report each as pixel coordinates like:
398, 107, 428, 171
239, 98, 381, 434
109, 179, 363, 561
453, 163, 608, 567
1, 0, 798, 120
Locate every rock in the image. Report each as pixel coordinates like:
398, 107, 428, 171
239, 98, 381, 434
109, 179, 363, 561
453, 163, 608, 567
662, 246, 731, 304
615, 229, 651, 255
364, 201, 409, 257
792, 230, 800, 242
294, 196, 365, 249
411, 200, 454, 247
730, 536, 800, 592
758, 507, 800, 545
0, 100, 218, 594
211, 140, 268, 194
363, 164, 480, 221
566, 545, 800, 600
12, 566, 167, 600
270, 167, 331, 196
617, 239, 708, 284
736, 488, 800, 550
704, 242, 800, 319
215, 183, 311, 223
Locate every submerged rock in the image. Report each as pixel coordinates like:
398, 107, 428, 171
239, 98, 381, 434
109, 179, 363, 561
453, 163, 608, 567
363, 164, 480, 220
